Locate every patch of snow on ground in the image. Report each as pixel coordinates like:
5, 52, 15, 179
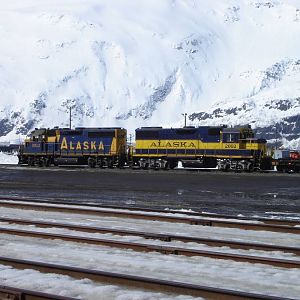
0, 233, 299, 298
0, 152, 18, 164
0, 265, 200, 300
0, 207, 299, 247
0, 222, 298, 261
0, 205, 299, 297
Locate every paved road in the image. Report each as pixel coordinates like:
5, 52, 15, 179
0, 165, 299, 218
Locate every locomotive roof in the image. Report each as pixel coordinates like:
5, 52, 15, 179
136, 126, 222, 130
30, 128, 47, 135
54, 127, 125, 130
223, 126, 252, 133
74, 127, 124, 130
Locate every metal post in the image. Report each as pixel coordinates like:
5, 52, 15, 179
182, 113, 187, 127
275, 124, 278, 150
69, 107, 72, 129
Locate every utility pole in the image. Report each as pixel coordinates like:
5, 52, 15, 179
275, 124, 278, 150
182, 113, 187, 127
69, 107, 72, 129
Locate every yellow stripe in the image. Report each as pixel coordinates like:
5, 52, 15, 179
136, 140, 241, 150
136, 139, 265, 151
134, 154, 253, 159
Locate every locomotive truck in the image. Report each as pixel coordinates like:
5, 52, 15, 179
18, 124, 272, 171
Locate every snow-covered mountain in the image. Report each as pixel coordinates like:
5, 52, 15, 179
0, 0, 300, 147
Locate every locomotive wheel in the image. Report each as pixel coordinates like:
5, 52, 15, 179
42, 158, 50, 167
164, 161, 170, 170
34, 158, 41, 167
108, 159, 115, 168
247, 163, 254, 173
97, 159, 105, 168
169, 161, 177, 169
28, 157, 34, 167
37, 158, 47, 167
88, 158, 96, 168
222, 165, 230, 172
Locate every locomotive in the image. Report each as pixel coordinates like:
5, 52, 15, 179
18, 127, 127, 168
133, 125, 269, 171
18, 124, 272, 171
274, 150, 300, 173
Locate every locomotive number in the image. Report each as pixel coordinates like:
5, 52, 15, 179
225, 144, 237, 149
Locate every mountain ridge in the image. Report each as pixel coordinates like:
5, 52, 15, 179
0, 0, 299, 147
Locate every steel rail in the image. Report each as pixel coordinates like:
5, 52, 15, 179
0, 216, 299, 255
0, 256, 296, 300
0, 285, 80, 300
0, 196, 299, 227
0, 226, 299, 269
0, 201, 299, 234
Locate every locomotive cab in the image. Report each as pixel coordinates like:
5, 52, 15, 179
222, 128, 240, 143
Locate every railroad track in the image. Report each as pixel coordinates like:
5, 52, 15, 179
1, 197, 299, 299
0, 225, 299, 269
0, 256, 296, 300
1, 195, 299, 227
1, 216, 300, 256
0, 286, 79, 300
0, 199, 299, 234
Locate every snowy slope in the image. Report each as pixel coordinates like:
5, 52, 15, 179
0, 0, 299, 146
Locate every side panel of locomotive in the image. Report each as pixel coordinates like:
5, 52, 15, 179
18, 127, 127, 168
133, 126, 268, 170
133, 126, 219, 169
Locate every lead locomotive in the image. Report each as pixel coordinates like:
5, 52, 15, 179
18, 127, 127, 168
18, 125, 271, 171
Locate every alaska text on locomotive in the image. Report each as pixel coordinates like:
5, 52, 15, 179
60, 138, 105, 151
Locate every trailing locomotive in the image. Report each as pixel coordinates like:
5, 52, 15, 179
18, 127, 127, 168
18, 124, 271, 171
274, 150, 300, 173
133, 125, 270, 171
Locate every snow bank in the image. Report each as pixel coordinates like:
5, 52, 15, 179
0, 152, 18, 164
0, 233, 299, 298
0, 265, 198, 300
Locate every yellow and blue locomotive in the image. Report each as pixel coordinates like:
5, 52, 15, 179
133, 125, 269, 171
18, 124, 271, 171
18, 127, 127, 168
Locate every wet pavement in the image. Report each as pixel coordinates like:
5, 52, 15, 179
0, 165, 299, 218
